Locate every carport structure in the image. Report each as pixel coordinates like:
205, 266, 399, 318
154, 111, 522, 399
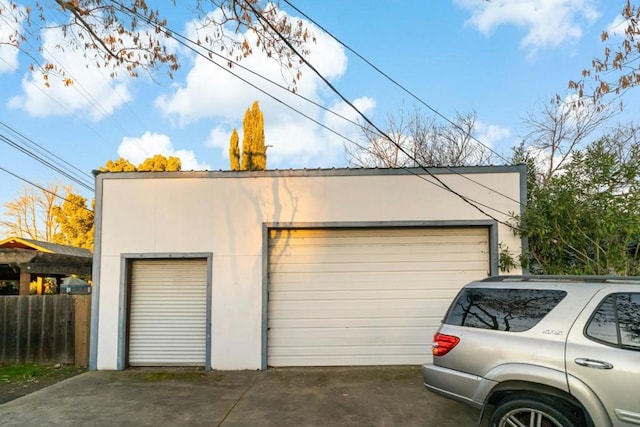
0, 237, 93, 295
91, 166, 525, 371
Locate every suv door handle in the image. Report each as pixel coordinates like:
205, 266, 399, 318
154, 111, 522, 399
574, 358, 614, 369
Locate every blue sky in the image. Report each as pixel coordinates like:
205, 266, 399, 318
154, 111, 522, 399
0, 0, 638, 233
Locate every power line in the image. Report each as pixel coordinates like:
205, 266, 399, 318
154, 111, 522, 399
282, 0, 512, 165
282, 0, 523, 207
0, 121, 93, 183
6, 2, 520, 218
283, 0, 522, 208
244, 0, 514, 227
110, 1, 516, 217
166, 1, 522, 208
2, 11, 158, 164
0, 17, 133, 153
13, 0, 519, 216
0, 166, 94, 213
109, 2, 362, 145
109, 1, 515, 219
0, 131, 94, 192
109, 0, 369, 132
4, 1, 519, 222
0, 19, 98, 194
39, 45, 137, 136
16, 0, 363, 179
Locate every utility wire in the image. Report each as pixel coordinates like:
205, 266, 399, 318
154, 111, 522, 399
0, 17, 132, 156
0, 121, 94, 184
0, 166, 94, 213
0, 132, 94, 192
168, 1, 522, 208
245, 0, 514, 227
7, 1, 506, 217
7, 1, 518, 216
109, 0, 367, 130
0, 53, 96, 193
12, 0, 519, 217
283, 0, 512, 166
2, 12, 155, 164
110, 0, 515, 219
109, 2, 360, 144
4, 1, 517, 220
28, 23, 140, 139
283, 0, 523, 206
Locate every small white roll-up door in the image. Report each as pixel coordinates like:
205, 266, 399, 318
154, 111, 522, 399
268, 227, 490, 367
129, 258, 208, 366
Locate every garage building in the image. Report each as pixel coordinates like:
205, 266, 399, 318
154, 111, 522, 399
90, 166, 525, 370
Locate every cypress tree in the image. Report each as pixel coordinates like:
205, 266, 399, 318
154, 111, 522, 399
241, 101, 267, 171
229, 128, 240, 171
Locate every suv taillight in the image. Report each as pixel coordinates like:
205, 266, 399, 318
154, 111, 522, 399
432, 333, 460, 356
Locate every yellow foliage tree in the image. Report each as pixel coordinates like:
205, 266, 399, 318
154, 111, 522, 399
137, 154, 182, 172
1, 183, 93, 251
52, 193, 94, 251
3, 152, 184, 248
100, 157, 137, 172
240, 101, 267, 171
99, 155, 182, 173
229, 129, 240, 171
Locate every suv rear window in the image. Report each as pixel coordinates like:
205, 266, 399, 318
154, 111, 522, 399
586, 293, 640, 350
444, 288, 567, 332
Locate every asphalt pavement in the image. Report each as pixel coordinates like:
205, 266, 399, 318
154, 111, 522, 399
0, 366, 479, 426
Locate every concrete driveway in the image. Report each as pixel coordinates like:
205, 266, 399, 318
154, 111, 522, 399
0, 366, 479, 426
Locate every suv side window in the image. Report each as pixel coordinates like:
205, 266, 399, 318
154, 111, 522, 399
444, 288, 567, 332
586, 293, 640, 351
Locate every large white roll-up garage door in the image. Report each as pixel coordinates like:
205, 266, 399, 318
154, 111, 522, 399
129, 258, 208, 366
267, 227, 490, 367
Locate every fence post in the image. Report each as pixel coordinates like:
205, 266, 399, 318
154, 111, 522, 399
73, 295, 91, 366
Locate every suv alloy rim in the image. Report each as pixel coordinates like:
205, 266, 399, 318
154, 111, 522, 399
498, 407, 564, 427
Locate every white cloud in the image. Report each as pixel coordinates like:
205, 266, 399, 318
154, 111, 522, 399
205, 125, 234, 153
118, 131, 211, 170
159, 8, 364, 168
556, 93, 605, 128
324, 97, 376, 133
527, 145, 572, 177
155, 12, 347, 124
5, 8, 177, 120
8, 24, 133, 120
0, 0, 23, 73
475, 121, 511, 147
454, 0, 600, 54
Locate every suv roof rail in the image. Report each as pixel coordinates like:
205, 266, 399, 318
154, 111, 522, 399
482, 275, 640, 284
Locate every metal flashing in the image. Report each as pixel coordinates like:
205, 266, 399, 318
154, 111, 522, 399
88, 174, 103, 371
94, 164, 525, 181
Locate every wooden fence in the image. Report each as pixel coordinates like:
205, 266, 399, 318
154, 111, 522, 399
0, 295, 91, 366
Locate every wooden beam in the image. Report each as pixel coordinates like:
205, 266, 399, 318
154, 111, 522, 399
19, 271, 31, 295
0, 249, 37, 264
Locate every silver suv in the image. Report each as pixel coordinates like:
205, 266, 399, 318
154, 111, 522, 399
422, 275, 640, 427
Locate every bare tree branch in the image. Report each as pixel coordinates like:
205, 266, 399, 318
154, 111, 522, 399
1, 0, 313, 86
524, 98, 613, 186
347, 107, 495, 168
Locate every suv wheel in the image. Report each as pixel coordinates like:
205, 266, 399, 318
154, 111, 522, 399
490, 393, 582, 427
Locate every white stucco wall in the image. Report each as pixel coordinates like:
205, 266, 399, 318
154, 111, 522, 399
92, 167, 525, 370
